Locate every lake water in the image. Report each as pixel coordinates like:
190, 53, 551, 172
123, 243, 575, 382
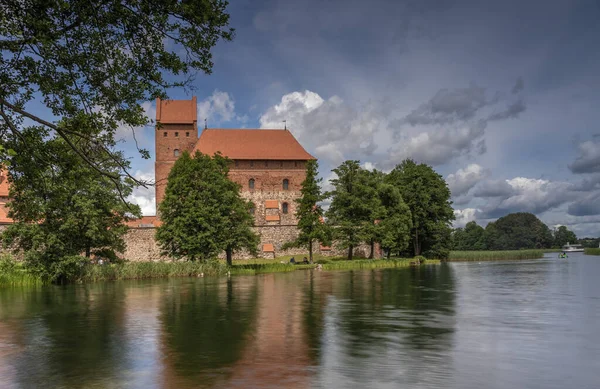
1, 253, 599, 388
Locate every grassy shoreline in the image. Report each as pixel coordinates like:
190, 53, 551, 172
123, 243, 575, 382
584, 248, 600, 256
0, 249, 554, 286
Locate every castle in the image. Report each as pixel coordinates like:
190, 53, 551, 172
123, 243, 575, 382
152, 96, 318, 256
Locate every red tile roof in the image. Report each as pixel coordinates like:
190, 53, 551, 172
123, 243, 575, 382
194, 129, 315, 160
0, 203, 13, 224
156, 97, 197, 124
124, 216, 162, 228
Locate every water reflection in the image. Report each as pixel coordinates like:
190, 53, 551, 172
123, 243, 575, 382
2, 256, 600, 388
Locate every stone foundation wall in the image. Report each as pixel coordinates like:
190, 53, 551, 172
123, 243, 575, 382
121, 226, 379, 262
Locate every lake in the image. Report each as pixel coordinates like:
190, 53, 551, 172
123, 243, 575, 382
1, 253, 599, 388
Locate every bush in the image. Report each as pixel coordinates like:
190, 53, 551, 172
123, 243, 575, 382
414, 255, 427, 264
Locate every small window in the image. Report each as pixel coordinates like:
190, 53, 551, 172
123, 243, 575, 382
235, 160, 239, 168
249, 203, 255, 215
250, 161, 254, 167
163, 132, 167, 137
294, 161, 298, 167
249, 178, 255, 190
186, 132, 190, 137
265, 161, 268, 167
282, 202, 289, 214
175, 132, 179, 137
283, 179, 289, 190
280, 161, 283, 168
174, 149, 180, 157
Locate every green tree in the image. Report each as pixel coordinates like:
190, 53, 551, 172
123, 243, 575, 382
453, 221, 486, 250
1, 0, 233, 181
156, 151, 259, 265
326, 161, 379, 260
553, 225, 578, 248
386, 159, 454, 258
483, 212, 553, 250
282, 160, 330, 263
376, 182, 413, 259
1, 126, 140, 282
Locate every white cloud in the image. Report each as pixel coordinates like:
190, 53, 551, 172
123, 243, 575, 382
446, 163, 489, 197
127, 169, 156, 216
453, 208, 477, 228
198, 90, 237, 125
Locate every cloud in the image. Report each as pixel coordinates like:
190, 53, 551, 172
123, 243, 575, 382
453, 208, 477, 228
127, 169, 156, 216
385, 120, 487, 167
569, 137, 600, 174
446, 163, 489, 197
487, 100, 526, 121
403, 84, 492, 126
567, 191, 600, 216
259, 90, 389, 164
475, 177, 575, 218
472, 179, 515, 197
198, 90, 239, 125
512, 77, 524, 94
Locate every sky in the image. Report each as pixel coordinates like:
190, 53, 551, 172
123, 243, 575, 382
119, 0, 600, 238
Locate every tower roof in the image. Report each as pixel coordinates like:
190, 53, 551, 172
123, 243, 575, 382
156, 97, 197, 124
194, 129, 315, 160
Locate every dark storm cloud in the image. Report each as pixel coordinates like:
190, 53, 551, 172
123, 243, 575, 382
487, 100, 526, 121
568, 191, 600, 216
569, 137, 600, 174
472, 179, 515, 198
512, 77, 524, 94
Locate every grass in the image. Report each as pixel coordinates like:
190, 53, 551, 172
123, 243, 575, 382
584, 248, 600, 256
0, 254, 441, 286
448, 250, 545, 261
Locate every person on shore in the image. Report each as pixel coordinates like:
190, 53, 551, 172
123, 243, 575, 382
289, 257, 296, 264
302, 257, 309, 264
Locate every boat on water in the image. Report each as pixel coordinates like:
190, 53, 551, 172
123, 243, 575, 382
562, 242, 584, 252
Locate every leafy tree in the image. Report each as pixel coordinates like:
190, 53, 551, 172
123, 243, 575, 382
326, 161, 379, 260
452, 221, 486, 250
282, 160, 330, 263
1, 126, 140, 282
553, 226, 578, 248
386, 159, 454, 258
156, 151, 259, 265
376, 182, 413, 259
483, 212, 553, 250
1, 0, 233, 181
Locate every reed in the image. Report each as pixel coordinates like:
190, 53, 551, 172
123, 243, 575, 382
448, 250, 544, 261
0, 256, 43, 287
584, 248, 600, 256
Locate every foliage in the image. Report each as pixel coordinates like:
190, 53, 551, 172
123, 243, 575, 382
448, 250, 545, 261
282, 160, 331, 262
553, 226, 578, 248
1, 0, 233, 180
375, 176, 413, 259
1, 127, 140, 282
386, 159, 454, 258
452, 221, 486, 250
326, 161, 380, 260
483, 212, 553, 250
584, 248, 600, 256
578, 237, 600, 248
156, 151, 259, 264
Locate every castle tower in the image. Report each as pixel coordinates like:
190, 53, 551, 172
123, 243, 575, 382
155, 97, 198, 209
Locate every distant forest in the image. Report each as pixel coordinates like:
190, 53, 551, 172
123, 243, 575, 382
452, 212, 599, 251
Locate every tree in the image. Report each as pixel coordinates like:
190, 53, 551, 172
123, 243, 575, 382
553, 226, 578, 248
483, 212, 553, 250
376, 182, 413, 259
1, 0, 233, 182
386, 159, 454, 258
1, 126, 140, 282
282, 160, 330, 263
452, 221, 486, 250
326, 161, 378, 260
156, 151, 259, 265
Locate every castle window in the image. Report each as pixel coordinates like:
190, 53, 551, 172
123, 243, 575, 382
265, 161, 268, 167
174, 149, 180, 157
294, 161, 298, 167
249, 203, 255, 215
282, 202, 289, 214
175, 132, 179, 137
250, 161, 254, 167
235, 160, 239, 168
283, 179, 289, 190
280, 161, 283, 168
249, 178, 255, 190
163, 132, 167, 137
186, 132, 190, 137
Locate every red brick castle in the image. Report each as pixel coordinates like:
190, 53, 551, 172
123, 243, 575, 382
154, 96, 316, 255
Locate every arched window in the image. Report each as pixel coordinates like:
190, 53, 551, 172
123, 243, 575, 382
174, 149, 180, 157
249, 178, 255, 190
282, 202, 289, 214
186, 132, 190, 137
283, 179, 289, 190
163, 132, 167, 137
249, 203, 255, 215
